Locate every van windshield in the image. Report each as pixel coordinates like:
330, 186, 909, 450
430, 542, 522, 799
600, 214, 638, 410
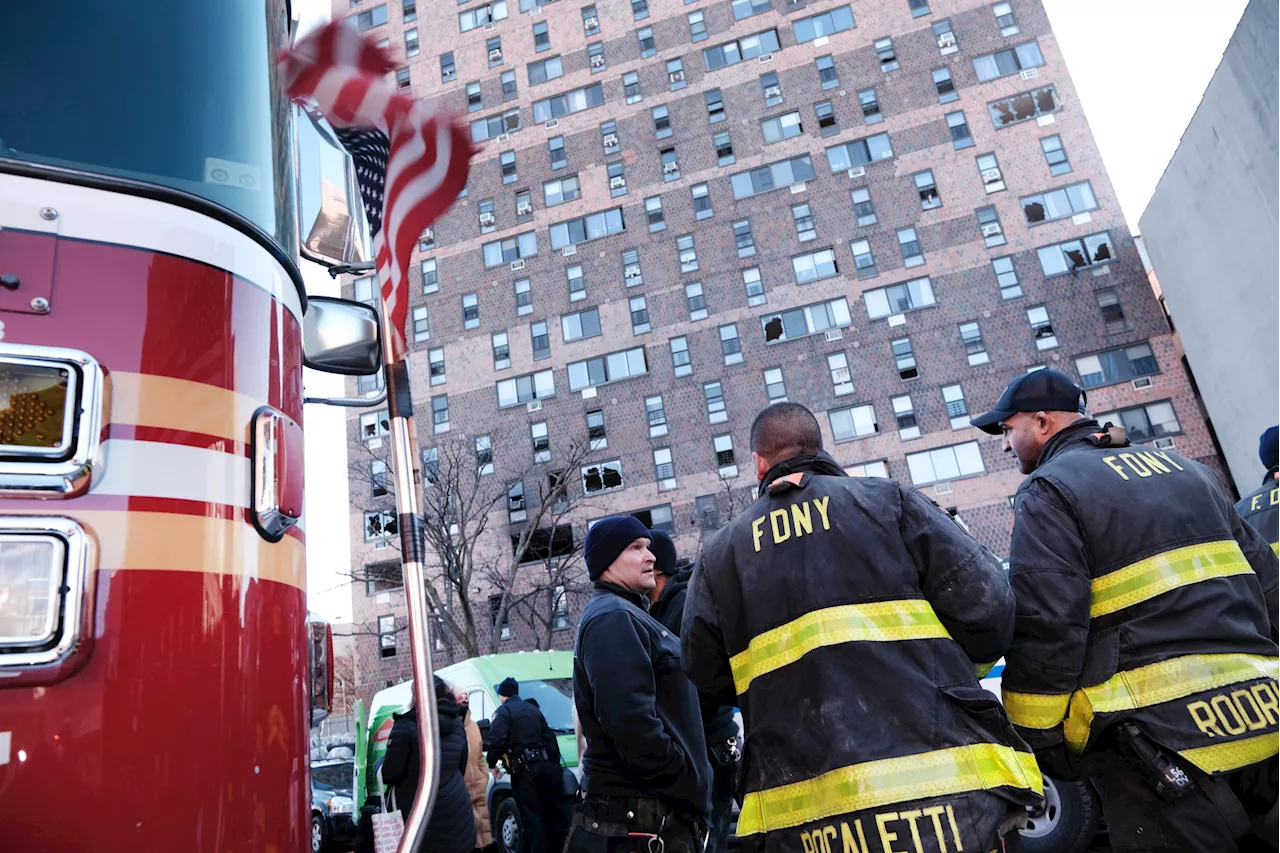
511, 678, 574, 733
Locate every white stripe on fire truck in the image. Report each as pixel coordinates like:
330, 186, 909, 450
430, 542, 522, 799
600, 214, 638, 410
94, 439, 251, 508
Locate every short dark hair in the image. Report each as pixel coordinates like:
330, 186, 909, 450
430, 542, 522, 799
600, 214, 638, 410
750, 402, 823, 462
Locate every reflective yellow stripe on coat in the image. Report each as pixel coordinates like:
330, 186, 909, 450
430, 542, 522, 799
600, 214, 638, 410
1090, 540, 1254, 619
1003, 689, 1072, 730
737, 744, 1043, 836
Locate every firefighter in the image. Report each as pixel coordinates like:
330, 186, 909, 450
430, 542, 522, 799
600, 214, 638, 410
681, 402, 1042, 853
646, 531, 741, 853
970, 369, 1280, 850
568, 515, 710, 853
486, 677, 566, 853
1237, 426, 1279, 553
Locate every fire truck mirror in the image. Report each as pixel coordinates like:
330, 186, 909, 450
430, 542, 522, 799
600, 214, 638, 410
294, 105, 373, 268
303, 296, 382, 376
309, 618, 334, 725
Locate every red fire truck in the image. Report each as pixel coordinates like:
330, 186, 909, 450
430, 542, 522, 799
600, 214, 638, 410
0, 3, 410, 850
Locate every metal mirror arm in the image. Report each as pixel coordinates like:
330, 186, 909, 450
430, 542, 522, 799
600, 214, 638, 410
298, 244, 378, 278
303, 387, 388, 408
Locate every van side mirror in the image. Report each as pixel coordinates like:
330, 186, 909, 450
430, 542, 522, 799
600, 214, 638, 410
294, 105, 372, 268
303, 297, 382, 376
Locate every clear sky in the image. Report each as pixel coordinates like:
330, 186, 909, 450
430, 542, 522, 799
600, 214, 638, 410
298, 0, 1250, 622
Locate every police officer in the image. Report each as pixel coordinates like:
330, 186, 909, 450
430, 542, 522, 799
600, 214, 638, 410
646, 531, 740, 853
568, 515, 710, 853
486, 677, 566, 853
970, 369, 1280, 850
1237, 426, 1279, 552
682, 402, 1042, 853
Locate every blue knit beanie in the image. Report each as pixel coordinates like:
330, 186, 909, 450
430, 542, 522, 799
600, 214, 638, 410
585, 515, 651, 579
1260, 426, 1278, 471
648, 530, 678, 576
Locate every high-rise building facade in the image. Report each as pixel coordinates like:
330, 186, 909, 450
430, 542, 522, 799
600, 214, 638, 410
339, 0, 1218, 702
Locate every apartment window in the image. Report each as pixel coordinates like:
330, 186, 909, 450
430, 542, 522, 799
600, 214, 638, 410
581, 458, 625, 494
586, 410, 608, 450
989, 85, 1059, 128
1033, 136, 1072, 179
1092, 401, 1181, 442
1077, 344, 1159, 389
874, 37, 899, 72
531, 320, 551, 360
677, 234, 699, 272
692, 184, 713, 220
910, 0, 931, 16
623, 72, 643, 104
646, 395, 669, 436
942, 384, 970, 429
405, 27, 419, 56
582, 4, 599, 35
959, 321, 990, 366
720, 324, 743, 365
630, 296, 651, 335
992, 1, 1020, 34
675, 282, 707, 322
976, 206, 1007, 248
533, 20, 550, 51
428, 347, 446, 385
1028, 305, 1058, 350
973, 41, 1045, 83
932, 68, 958, 104
704, 30, 783, 72
830, 404, 878, 442
549, 207, 625, 249
358, 369, 383, 395
1096, 288, 1129, 334
816, 56, 839, 90
977, 153, 1006, 193
1021, 181, 1098, 225
601, 120, 620, 154
497, 369, 556, 407
743, 267, 766, 307
457, 294, 478, 330
947, 112, 973, 149
689, 10, 708, 41
529, 55, 565, 85
764, 367, 787, 403
915, 172, 940, 210
531, 422, 551, 462
646, 196, 666, 231
492, 331, 511, 369
638, 27, 656, 58
791, 204, 817, 242
501, 70, 518, 100
828, 352, 853, 395
458, 1, 508, 32
369, 460, 390, 499
588, 42, 606, 73
623, 249, 643, 287
794, 5, 855, 42
907, 442, 985, 485
431, 394, 450, 433
567, 346, 648, 390
441, 52, 456, 82
732, 0, 771, 20
653, 448, 677, 490
714, 132, 735, 166
652, 104, 672, 139
412, 306, 430, 341
474, 435, 495, 476
898, 227, 925, 267
632, 0, 649, 20
846, 460, 889, 478
488, 38, 505, 66
865, 276, 934, 319
499, 151, 517, 184
850, 239, 876, 279
762, 111, 803, 144
417, 259, 438, 295
992, 256, 1021, 299
855, 89, 882, 125
670, 336, 692, 376
395, 68, 411, 90
542, 138, 565, 173
815, 101, 837, 135
470, 108, 522, 142
354, 275, 376, 306
713, 434, 738, 478
479, 199, 497, 234
565, 266, 586, 302
562, 307, 602, 342
661, 148, 680, 181
360, 409, 391, 439
705, 381, 728, 422
761, 297, 852, 343
543, 174, 581, 206
377, 615, 396, 656
892, 337, 918, 380
514, 278, 534, 315
508, 482, 527, 524
825, 133, 894, 173
667, 58, 687, 91
792, 248, 838, 284
734, 219, 756, 258
515, 190, 532, 219
761, 72, 783, 107
354, 5, 389, 30
892, 395, 920, 440
700, 90, 727, 125
419, 229, 435, 252
532, 82, 605, 123
852, 188, 876, 226
1037, 231, 1115, 277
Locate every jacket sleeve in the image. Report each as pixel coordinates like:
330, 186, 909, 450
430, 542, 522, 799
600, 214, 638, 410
899, 485, 1014, 667
1001, 478, 1092, 751
459, 726, 470, 776
680, 547, 738, 708
382, 721, 412, 786
1230, 497, 1279, 640
581, 608, 692, 793
485, 705, 509, 768
539, 714, 561, 761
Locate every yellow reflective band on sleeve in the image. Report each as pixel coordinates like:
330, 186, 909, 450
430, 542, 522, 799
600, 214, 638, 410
1178, 732, 1280, 774
736, 744, 1043, 836
975, 661, 997, 678
1090, 540, 1254, 619
1271, 542, 1278, 556
1002, 689, 1071, 730
729, 600, 951, 694
1063, 654, 1280, 752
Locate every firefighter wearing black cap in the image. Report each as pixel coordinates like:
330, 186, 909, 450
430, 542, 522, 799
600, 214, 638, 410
486, 676, 566, 853
682, 402, 1043, 853
971, 368, 1280, 850
1237, 425, 1279, 554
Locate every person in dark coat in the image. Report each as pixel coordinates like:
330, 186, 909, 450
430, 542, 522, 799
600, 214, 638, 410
486, 677, 565, 853
382, 677, 476, 853
1237, 425, 1279, 552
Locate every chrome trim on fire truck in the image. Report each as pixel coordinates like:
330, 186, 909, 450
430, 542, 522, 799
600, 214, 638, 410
0, 344, 107, 498
0, 516, 95, 668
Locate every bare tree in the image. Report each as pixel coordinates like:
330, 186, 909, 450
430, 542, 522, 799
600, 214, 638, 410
692, 474, 757, 558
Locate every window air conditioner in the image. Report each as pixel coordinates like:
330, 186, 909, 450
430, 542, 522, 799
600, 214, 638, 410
562, 246, 577, 256
937, 33, 956, 49
981, 168, 1002, 183
663, 161, 679, 174
1019, 68, 1038, 80
981, 222, 1003, 237
479, 212, 496, 226
590, 55, 605, 68
544, 119, 559, 128
517, 202, 532, 215
669, 70, 685, 83
764, 85, 781, 99
933, 482, 953, 495
584, 16, 598, 28
1131, 377, 1153, 390
1153, 436, 1175, 450
526, 400, 543, 412
758, 53, 773, 63
832, 367, 851, 383
511, 259, 526, 270
609, 176, 627, 189
824, 329, 843, 342
847, 166, 866, 179
624, 265, 641, 279
489, 49, 503, 61
484, 22, 497, 30
422, 228, 434, 243
496, 133, 511, 143
603, 134, 619, 147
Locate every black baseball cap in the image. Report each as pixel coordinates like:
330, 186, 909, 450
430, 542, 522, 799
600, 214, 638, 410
970, 369, 1087, 435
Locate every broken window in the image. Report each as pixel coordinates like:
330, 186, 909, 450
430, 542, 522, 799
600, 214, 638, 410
988, 85, 1058, 128
915, 170, 940, 209
1037, 231, 1115, 276
1021, 181, 1098, 224
364, 510, 399, 541
581, 459, 624, 493
1096, 287, 1129, 333
892, 337, 918, 380
1027, 306, 1058, 350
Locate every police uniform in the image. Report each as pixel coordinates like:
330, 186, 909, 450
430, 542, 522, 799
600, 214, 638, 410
487, 685, 567, 853
986, 415, 1279, 849
682, 451, 1043, 853
1237, 474, 1279, 556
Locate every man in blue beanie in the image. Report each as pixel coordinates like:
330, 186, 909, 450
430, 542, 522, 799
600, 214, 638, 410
1237, 425, 1279, 553
567, 516, 710, 853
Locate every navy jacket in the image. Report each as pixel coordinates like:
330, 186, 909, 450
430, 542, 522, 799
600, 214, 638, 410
1237, 472, 1279, 554
485, 695, 560, 769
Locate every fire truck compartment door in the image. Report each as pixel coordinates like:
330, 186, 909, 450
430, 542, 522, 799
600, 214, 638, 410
0, 229, 57, 315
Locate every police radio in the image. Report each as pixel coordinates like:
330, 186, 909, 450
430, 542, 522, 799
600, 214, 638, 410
1113, 723, 1194, 803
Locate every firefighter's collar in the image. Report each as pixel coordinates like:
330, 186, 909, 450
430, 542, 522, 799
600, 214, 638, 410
758, 451, 848, 497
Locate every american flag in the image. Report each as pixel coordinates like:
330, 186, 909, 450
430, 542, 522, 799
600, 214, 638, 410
280, 21, 473, 360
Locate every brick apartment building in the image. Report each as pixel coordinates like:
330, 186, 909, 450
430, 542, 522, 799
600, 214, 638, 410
338, 0, 1219, 703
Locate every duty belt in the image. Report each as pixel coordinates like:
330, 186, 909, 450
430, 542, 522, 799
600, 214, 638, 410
573, 796, 708, 853
508, 747, 549, 773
